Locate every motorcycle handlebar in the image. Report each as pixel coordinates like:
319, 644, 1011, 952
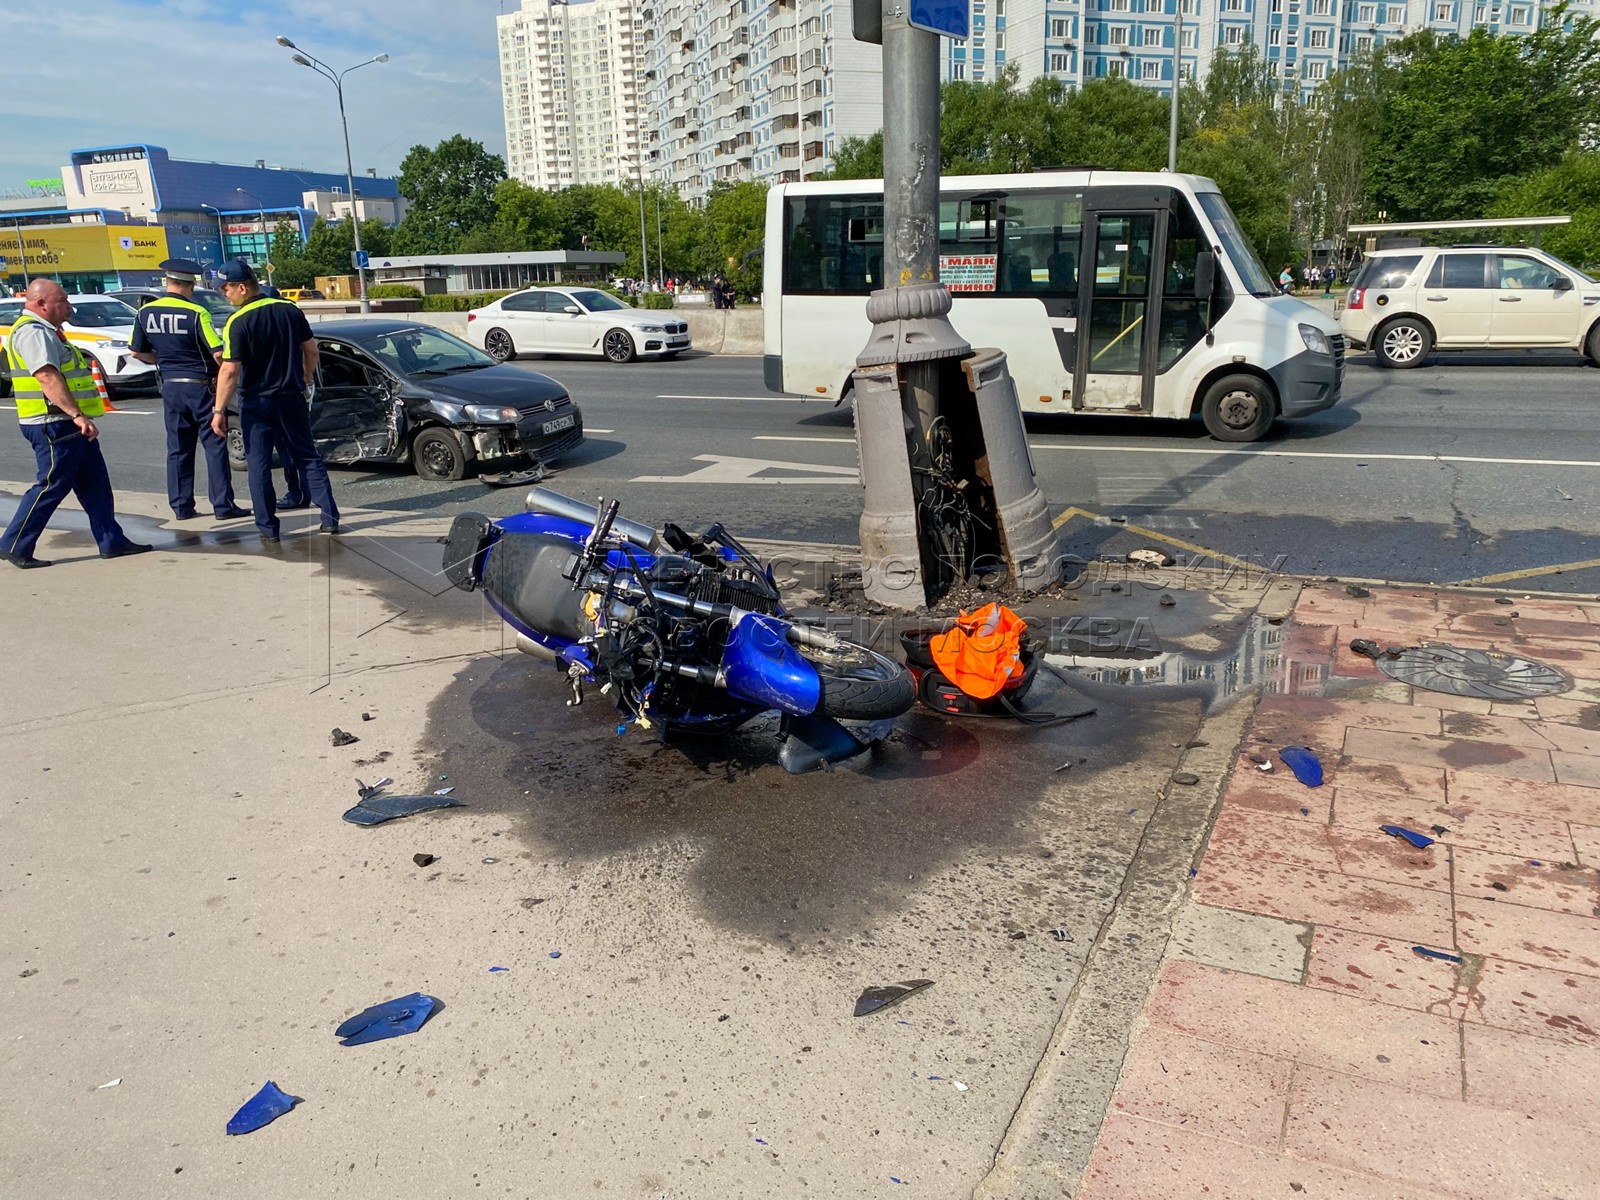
525, 487, 660, 552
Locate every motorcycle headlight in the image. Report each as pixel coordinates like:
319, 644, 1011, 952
464, 404, 519, 424
1299, 323, 1332, 356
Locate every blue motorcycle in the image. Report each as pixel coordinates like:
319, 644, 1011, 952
443, 489, 915, 772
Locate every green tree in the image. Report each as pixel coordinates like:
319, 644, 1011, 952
1369, 18, 1600, 220
392, 134, 506, 253
822, 131, 883, 180
267, 217, 317, 288
1492, 152, 1600, 268
705, 180, 768, 297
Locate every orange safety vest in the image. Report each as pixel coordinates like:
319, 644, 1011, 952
928, 603, 1027, 700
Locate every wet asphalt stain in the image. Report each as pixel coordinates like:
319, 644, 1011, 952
422, 651, 1184, 945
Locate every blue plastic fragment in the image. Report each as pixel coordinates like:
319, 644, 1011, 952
890, 1178, 905, 1185
1530, 859, 1543, 867
1301, 807, 1310, 816
1412, 945, 1462, 964
755, 1138, 768, 1145
549, 951, 562, 959
1381, 824, 1435, 850
1279, 746, 1324, 787
616, 723, 627, 736
1187, 868, 1198, 878
334, 992, 437, 1047
489, 966, 509, 973
927, 1075, 943, 1081
226, 1080, 298, 1135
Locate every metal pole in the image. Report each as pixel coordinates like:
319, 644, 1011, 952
1169, 0, 1182, 173
335, 75, 370, 314
202, 204, 226, 267
654, 191, 664, 290
636, 154, 649, 291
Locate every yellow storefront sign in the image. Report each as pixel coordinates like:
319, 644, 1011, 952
5, 224, 169, 273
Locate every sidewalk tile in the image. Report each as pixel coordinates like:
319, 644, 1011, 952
1485, 700, 1540, 720
1305, 928, 1467, 1019
1208, 806, 1342, 874
1572, 822, 1600, 865
1331, 641, 1383, 679
1221, 770, 1334, 822
1551, 749, 1600, 789
1523, 641, 1600, 681
1452, 847, 1599, 918
1110, 1026, 1293, 1152
1532, 720, 1600, 756
1285, 1066, 1600, 1200
1147, 960, 1461, 1095
1456, 900, 1600, 977
1080, 1114, 1465, 1200
1532, 695, 1600, 725
1463, 1023, 1600, 1132
1439, 711, 1561, 751
1449, 614, 1596, 642
1463, 956, 1600, 1044
1194, 854, 1454, 944
1344, 727, 1555, 783
1428, 693, 1496, 715
1170, 904, 1311, 982
1333, 761, 1447, 799
1447, 770, 1600, 824
1331, 828, 1452, 892
1333, 787, 1574, 862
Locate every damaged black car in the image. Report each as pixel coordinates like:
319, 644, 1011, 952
226, 319, 584, 485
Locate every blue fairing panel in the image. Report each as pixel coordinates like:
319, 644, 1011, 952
721, 614, 819, 716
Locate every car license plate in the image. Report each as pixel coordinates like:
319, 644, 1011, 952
541, 414, 575, 435
668, 335, 689, 345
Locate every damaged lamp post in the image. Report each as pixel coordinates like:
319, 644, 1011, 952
851, 1, 1057, 611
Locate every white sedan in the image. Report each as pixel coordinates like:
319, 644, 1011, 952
465, 287, 691, 364
0, 294, 158, 396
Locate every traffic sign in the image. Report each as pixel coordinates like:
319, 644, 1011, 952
909, 0, 971, 38
352, 249, 370, 269
0, 256, 8, 270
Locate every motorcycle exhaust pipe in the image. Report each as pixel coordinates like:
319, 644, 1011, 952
514, 633, 560, 663
525, 487, 659, 552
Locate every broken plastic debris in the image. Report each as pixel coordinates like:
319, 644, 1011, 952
548, 951, 562, 959
342, 793, 464, 826
489, 966, 509, 973
1349, 638, 1381, 660
361, 712, 374, 721
1381, 824, 1436, 849
1247, 752, 1272, 773
97, 1078, 121, 1090
1345, 584, 1372, 598
1300, 807, 1310, 816
854, 979, 934, 1018
1279, 746, 1324, 788
1127, 546, 1174, 568
330, 728, 359, 747
355, 776, 392, 801
1431, 825, 1450, 835
1530, 859, 1543, 867
1052, 927, 1073, 943
755, 1138, 769, 1145
226, 1081, 298, 1135
1412, 946, 1462, 964
335, 993, 437, 1047
953, 1081, 969, 1091
413, 853, 436, 867
434, 786, 455, 797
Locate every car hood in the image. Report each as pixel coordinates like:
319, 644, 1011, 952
407, 363, 571, 406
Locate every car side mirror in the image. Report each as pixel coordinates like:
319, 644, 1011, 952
1554, 275, 1574, 292
1194, 249, 1216, 302
563, 305, 582, 315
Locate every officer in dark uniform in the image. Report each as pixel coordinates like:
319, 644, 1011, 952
129, 259, 250, 521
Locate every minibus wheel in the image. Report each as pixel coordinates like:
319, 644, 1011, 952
1201, 375, 1277, 442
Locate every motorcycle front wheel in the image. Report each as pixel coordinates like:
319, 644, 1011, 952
796, 642, 916, 721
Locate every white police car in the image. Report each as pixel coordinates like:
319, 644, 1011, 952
0, 294, 159, 397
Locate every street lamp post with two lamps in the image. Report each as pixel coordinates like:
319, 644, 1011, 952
234, 188, 275, 287
274, 35, 388, 314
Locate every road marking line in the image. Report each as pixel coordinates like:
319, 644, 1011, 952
1454, 558, 1600, 586
657, 394, 827, 402
1050, 504, 1266, 573
632, 453, 859, 485
756, 434, 1600, 470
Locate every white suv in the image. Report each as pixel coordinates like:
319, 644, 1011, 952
0, 294, 158, 396
1341, 246, 1600, 368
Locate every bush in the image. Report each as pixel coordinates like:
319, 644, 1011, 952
420, 294, 469, 311
368, 283, 424, 300
639, 291, 675, 309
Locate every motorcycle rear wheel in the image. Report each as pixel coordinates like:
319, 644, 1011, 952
796, 642, 915, 721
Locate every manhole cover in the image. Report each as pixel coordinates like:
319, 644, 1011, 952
1377, 644, 1570, 700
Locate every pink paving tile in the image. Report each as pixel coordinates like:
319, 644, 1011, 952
1533, 721, 1600, 755
1208, 806, 1342, 874
1447, 614, 1598, 642
1456, 900, 1600, 978
1523, 640, 1600, 682
1285, 1066, 1600, 1200
1333, 787, 1576, 862
1533, 695, 1600, 725
1438, 710, 1562, 750
1080, 1114, 1465, 1200
1452, 847, 1599, 918
1574, 822, 1600, 865
1110, 1026, 1294, 1151
1330, 827, 1452, 892
1330, 641, 1383, 680
1463, 1023, 1600, 1132
1333, 760, 1447, 799
1147, 960, 1461, 1095
1195, 848, 1455, 944
1428, 693, 1496, 715
1446, 770, 1600, 824
1485, 700, 1540, 720
1305, 928, 1467, 1019
1282, 624, 1337, 659
1551, 749, 1600, 788
1220, 769, 1334, 822
1344, 727, 1556, 783
1195, 852, 1455, 945
1463, 955, 1600, 1044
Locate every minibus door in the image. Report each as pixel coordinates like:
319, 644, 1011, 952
1076, 199, 1165, 413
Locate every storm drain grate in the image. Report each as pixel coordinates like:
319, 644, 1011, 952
1377, 644, 1571, 701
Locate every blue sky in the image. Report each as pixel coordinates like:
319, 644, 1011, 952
6, 0, 510, 191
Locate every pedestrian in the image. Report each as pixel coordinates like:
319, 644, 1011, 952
209, 260, 338, 544
1308, 265, 1322, 291
1323, 262, 1337, 297
129, 258, 251, 523
710, 275, 726, 310
1279, 264, 1295, 295
0, 279, 153, 568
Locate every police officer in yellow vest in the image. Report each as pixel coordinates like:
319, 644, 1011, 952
1, 280, 152, 569
129, 258, 250, 521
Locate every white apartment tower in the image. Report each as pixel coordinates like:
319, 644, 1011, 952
498, 0, 647, 190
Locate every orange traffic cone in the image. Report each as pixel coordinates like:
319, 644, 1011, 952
89, 357, 119, 412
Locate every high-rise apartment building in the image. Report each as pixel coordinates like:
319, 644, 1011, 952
498, 0, 646, 190
639, 0, 883, 205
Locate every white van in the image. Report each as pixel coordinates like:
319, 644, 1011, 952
1341, 245, 1600, 367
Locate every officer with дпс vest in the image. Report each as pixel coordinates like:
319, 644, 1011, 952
129, 258, 251, 521
0, 279, 152, 568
